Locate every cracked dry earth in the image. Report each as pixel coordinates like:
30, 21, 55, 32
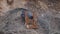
0, 0, 60, 34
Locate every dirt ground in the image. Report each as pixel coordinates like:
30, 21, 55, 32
0, 0, 60, 34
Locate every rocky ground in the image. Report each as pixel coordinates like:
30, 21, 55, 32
0, 0, 60, 34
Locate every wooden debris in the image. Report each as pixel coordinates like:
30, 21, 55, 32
25, 11, 38, 29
